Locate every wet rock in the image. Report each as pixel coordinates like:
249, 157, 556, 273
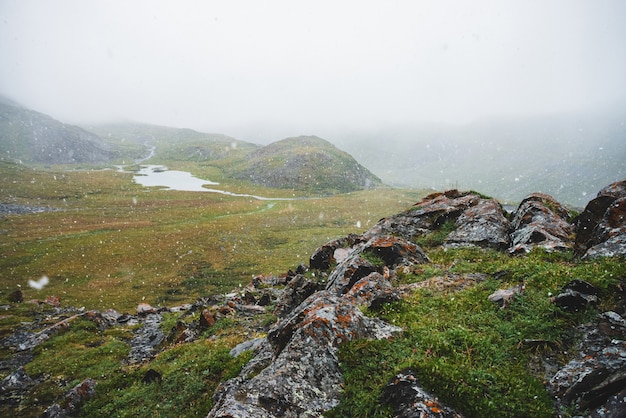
575, 179, 626, 256
488, 284, 525, 308
199, 309, 217, 329
209, 288, 402, 417
0, 366, 37, 406
444, 198, 512, 250
363, 236, 430, 268
142, 369, 162, 384
552, 279, 598, 313
346, 272, 400, 310
382, 369, 463, 418
509, 193, 574, 254
581, 196, 626, 259
548, 311, 626, 415
309, 234, 364, 271
125, 313, 164, 364
274, 274, 322, 318
229, 337, 265, 357
295, 263, 308, 274
365, 190, 481, 241
41, 378, 96, 418
326, 236, 428, 296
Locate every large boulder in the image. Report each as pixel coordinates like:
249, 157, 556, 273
208, 290, 401, 417
548, 311, 626, 416
443, 198, 511, 250
575, 179, 626, 257
509, 193, 574, 254
364, 190, 481, 241
580, 195, 626, 259
325, 235, 429, 296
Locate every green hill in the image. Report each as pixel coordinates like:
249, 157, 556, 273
0, 100, 119, 164
228, 135, 383, 193
87, 122, 257, 165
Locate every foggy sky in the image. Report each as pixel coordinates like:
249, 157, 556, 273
1, 0, 625, 142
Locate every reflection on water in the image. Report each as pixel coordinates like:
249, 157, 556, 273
129, 165, 294, 201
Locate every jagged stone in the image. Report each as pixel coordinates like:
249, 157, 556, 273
0, 366, 36, 405
326, 236, 428, 296
581, 196, 626, 259
552, 279, 598, 313
488, 284, 525, 308
365, 190, 481, 241
309, 234, 364, 271
199, 309, 217, 329
575, 179, 626, 256
444, 198, 511, 250
136, 302, 157, 315
229, 337, 265, 357
382, 369, 463, 417
274, 274, 322, 318
209, 288, 402, 417
509, 193, 574, 254
125, 312, 164, 364
548, 311, 626, 415
41, 378, 96, 417
345, 272, 400, 310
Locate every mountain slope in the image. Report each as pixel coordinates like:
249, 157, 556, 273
0, 100, 118, 164
87, 122, 258, 165
228, 135, 383, 193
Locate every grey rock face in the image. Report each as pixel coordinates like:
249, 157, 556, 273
382, 370, 463, 418
509, 193, 574, 254
444, 198, 511, 250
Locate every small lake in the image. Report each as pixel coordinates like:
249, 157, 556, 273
128, 165, 294, 201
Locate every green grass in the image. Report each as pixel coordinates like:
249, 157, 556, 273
328, 247, 626, 417
0, 161, 423, 312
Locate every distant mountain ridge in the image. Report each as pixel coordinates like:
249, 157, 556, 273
0, 101, 383, 194
0, 100, 119, 164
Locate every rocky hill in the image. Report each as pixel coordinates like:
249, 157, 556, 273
0, 100, 119, 164
1, 180, 625, 417
228, 135, 383, 193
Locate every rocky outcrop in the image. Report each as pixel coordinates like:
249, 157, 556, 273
382, 370, 463, 418
443, 198, 511, 250
365, 190, 481, 241
208, 231, 433, 416
209, 289, 403, 417
575, 180, 626, 258
509, 193, 574, 254
548, 311, 626, 416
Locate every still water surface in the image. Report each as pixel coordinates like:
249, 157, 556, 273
130, 165, 293, 201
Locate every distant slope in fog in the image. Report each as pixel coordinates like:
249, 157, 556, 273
228, 135, 383, 193
0, 99, 119, 164
87, 122, 258, 165
336, 108, 626, 207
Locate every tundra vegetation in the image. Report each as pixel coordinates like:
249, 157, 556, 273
1, 159, 624, 417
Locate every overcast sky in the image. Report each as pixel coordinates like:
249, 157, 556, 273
1, 0, 625, 142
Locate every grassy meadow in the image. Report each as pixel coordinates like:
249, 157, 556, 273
0, 160, 424, 311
